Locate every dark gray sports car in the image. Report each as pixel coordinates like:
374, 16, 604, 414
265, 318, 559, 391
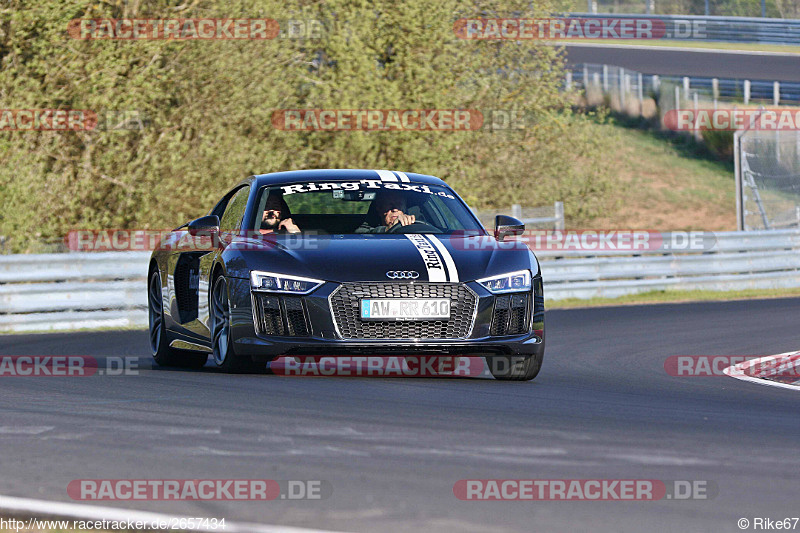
148, 169, 545, 380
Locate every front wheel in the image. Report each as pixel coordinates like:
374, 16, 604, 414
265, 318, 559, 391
486, 353, 543, 381
210, 274, 269, 374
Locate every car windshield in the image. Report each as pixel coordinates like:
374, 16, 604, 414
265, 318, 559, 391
251, 180, 484, 235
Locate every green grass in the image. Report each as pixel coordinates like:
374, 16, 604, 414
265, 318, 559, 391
548, 287, 800, 309
583, 114, 736, 230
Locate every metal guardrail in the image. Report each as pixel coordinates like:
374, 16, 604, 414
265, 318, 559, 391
1, 229, 799, 331
538, 228, 800, 300
567, 13, 800, 45
0, 252, 150, 332
569, 63, 800, 106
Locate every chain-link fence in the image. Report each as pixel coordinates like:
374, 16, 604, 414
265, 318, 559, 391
736, 125, 800, 230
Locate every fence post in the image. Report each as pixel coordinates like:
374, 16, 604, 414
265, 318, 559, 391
744, 80, 751, 105
773, 81, 780, 106
554, 201, 565, 230
652, 74, 659, 95
682, 76, 690, 102
582, 66, 588, 88
565, 70, 572, 91
693, 92, 701, 141
511, 204, 522, 219
602, 64, 608, 92
620, 68, 626, 110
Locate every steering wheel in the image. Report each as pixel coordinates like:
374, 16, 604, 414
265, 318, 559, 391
387, 221, 442, 234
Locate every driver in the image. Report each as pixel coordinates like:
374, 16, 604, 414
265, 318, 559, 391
355, 191, 416, 233
259, 191, 301, 234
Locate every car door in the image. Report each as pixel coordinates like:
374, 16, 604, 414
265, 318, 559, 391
166, 186, 249, 342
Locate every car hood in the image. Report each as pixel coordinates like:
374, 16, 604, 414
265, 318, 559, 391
224, 233, 538, 283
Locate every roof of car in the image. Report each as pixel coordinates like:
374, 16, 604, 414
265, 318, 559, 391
250, 169, 447, 188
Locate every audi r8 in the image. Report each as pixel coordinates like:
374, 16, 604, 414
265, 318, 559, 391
148, 169, 545, 380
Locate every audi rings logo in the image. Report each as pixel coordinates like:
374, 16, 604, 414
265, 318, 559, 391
386, 270, 419, 279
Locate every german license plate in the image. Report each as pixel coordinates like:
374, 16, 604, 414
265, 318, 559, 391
360, 299, 450, 321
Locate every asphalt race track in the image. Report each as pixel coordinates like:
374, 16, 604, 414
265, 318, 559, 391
562, 44, 800, 82
1, 298, 799, 532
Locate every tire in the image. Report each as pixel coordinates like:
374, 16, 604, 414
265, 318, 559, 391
210, 273, 270, 374
148, 269, 208, 369
486, 353, 543, 381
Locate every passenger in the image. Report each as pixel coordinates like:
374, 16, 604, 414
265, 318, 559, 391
259, 191, 300, 234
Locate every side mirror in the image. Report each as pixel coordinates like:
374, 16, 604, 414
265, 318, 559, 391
187, 215, 220, 233
495, 215, 525, 242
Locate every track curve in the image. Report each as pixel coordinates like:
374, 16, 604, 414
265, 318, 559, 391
1, 297, 799, 532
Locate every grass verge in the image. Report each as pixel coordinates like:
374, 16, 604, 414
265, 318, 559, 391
548, 287, 800, 309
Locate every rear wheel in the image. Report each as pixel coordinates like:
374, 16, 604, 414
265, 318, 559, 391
149, 269, 207, 369
486, 353, 543, 381
210, 274, 269, 374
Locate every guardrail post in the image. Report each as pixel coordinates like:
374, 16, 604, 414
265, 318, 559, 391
602, 65, 608, 93
773, 81, 780, 106
637, 72, 644, 116
565, 71, 572, 91
712, 78, 719, 109
744, 80, 751, 105
593, 72, 600, 91
512, 204, 522, 219
682, 77, 690, 102
674, 85, 680, 114
693, 92, 701, 141
652, 74, 659, 95
554, 201, 565, 230
620, 68, 626, 110
582, 66, 588, 89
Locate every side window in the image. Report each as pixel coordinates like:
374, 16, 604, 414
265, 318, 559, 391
219, 186, 250, 232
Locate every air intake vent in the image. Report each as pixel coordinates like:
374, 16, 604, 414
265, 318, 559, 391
490, 293, 530, 336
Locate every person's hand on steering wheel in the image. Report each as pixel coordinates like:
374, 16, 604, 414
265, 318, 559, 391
388, 213, 415, 229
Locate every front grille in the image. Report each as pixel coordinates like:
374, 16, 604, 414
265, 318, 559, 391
329, 282, 477, 340
253, 293, 309, 336
490, 293, 530, 336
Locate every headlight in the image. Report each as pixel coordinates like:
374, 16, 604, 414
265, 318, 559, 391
476, 270, 531, 294
250, 271, 324, 294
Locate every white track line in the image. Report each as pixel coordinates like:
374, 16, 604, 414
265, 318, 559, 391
723, 351, 800, 392
554, 42, 800, 57
0, 494, 347, 533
